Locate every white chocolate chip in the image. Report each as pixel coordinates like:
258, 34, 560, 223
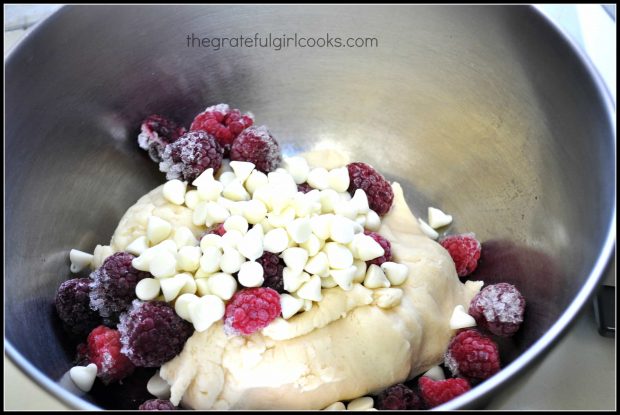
207, 272, 238, 300
200, 234, 222, 251
162, 179, 187, 205
147, 371, 171, 400
355, 214, 367, 228
125, 236, 149, 256
304, 252, 330, 276
197, 179, 224, 202
327, 167, 350, 192
330, 266, 357, 291
205, 202, 231, 227
219, 171, 236, 187
307, 167, 330, 190
176, 272, 197, 295
334, 200, 358, 220
423, 366, 446, 381
428, 207, 453, 229
200, 246, 223, 273
245, 169, 269, 195
352, 260, 367, 283
319, 189, 340, 213
381, 262, 409, 286
135, 278, 161, 301
228, 200, 247, 217
329, 215, 356, 244
310, 214, 334, 240
323, 242, 354, 270
220, 229, 243, 251
373, 287, 403, 308
219, 247, 245, 274
156, 239, 178, 254
184, 190, 200, 209
450, 305, 477, 329
243, 199, 268, 224
324, 402, 346, 411
172, 227, 199, 248
69, 249, 94, 273
238, 224, 264, 261
146, 216, 172, 245
267, 206, 296, 228
300, 234, 322, 257
353, 234, 385, 261
282, 268, 310, 293
268, 170, 298, 196
191, 168, 214, 188
69, 363, 98, 392
320, 275, 338, 288
194, 278, 211, 296
192, 201, 209, 226
160, 276, 185, 302
350, 189, 370, 214
365, 210, 381, 231
230, 161, 255, 183
281, 247, 309, 272
301, 298, 314, 311
286, 217, 312, 244
347, 397, 374, 411
296, 275, 323, 301
224, 215, 249, 235
149, 250, 177, 279
188, 295, 225, 332
177, 246, 201, 272
92, 245, 114, 268
223, 178, 251, 201
283, 156, 310, 184
363, 264, 391, 289
263, 228, 290, 253
238, 261, 264, 288
418, 218, 439, 240
280, 293, 304, 319
217, 159, 232, 175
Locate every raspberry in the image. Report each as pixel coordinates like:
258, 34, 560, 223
297, 182, 313, 193
439, 233, 481, 277
208, 223, 227, 236
118, 300, 194, 367
190, 104, 254, 155
137, 115, 186, 162
469, 283, 525, 337
139, 399, 177, 411
347, 162, 394, 216
224, 288, 281, 335
363, 231, 392, 266
75, 342, 90, 366
418, 376, 471, 408
55, 278, 101, 337
375, 383, 425, 410
256, 253, 285, 293
230, 126, 282, 173
86, 325, 135, 384
159, 130, 223, 182
444, 329, 500, 382
89, 252, 150, 324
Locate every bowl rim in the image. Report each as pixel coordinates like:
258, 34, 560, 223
4, 4, 616, 410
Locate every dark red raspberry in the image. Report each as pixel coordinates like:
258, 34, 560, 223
139, 399, 177, 410
418, 376, 471, 408
190, 104, 254, 155
230, 126, 282, 173
376, 383, 425, 410
363, 231, 392, 266
55, 278, 101, 337
347, 162, 394, 216
256, 253, 285, 293
439, 233, 481, 277
159, 130, 223, 182
89, 252, 150, 324
297, 182, 313, 193
86, 325, 135, 384
118, 300, 194, 367
224, 288, 281, 335
138, 115, 187, 162
445, 329, 500, 382
469, 283, 525, 337
208, 223, 227, 236
75, 342, 90, 366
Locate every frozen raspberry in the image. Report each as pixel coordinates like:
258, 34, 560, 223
224, 288, 281, 335
376, 383, 425, 410
159, 130, 223, 182
137, 115, 186, 162
190, 104, 254, 155
469, 283, 525, 337
418, 376, 471, 408
363, 231, 392, 266
347, 162, 394, 216
139, 399, 177, 411
55, 278, 101, 337
208, 223, 227, 236
445, 329, 500, 382
230, 126, 282, 173
256, 253, 285, 293
89, 252, 150, 324
118, 300, 193, 367
297, 182, 313, 193
86, 325, 135, 384
439, 233, 481, 277
74, 342, 90, 366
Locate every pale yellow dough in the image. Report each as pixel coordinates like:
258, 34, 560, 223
109, 149, 482, 410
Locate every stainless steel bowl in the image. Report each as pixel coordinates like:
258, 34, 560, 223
5, 5, 615, 410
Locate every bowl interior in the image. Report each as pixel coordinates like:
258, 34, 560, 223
5, 4, 615, 410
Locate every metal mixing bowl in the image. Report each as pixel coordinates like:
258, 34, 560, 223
5, 5, 615, 410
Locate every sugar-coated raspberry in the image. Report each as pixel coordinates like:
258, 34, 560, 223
297, 182, 313, 193
375, 383, 425, 410
439, 233, 481, 277
89, 252, 150, 324
469, 283, 525, 337
55, 278, 101, 337
190, 104, 254, 155
86, 325, 135, 384
159, 130, 223, 182
418, 376, 471, 408
445, 329, 500, 382
118, 300, 194, 367
230, 126, 282, 173
224, 288, 281, 335
256, 253, 285, 293
347, 162, 394, 216
139, 399, 177, 411
137, 115, 186, 162
363, 231, 392, 266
